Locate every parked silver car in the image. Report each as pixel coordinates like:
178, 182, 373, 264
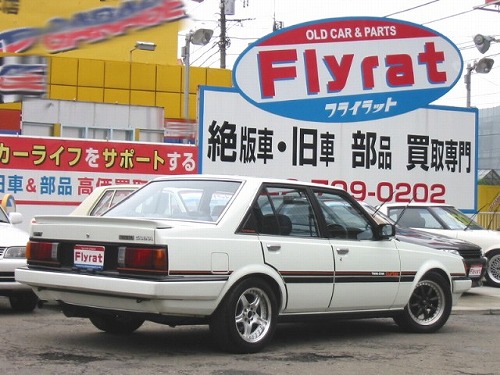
0, 206, 38, 311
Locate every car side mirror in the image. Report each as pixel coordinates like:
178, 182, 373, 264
8, 212, 23, 224
377, 223, 395, 239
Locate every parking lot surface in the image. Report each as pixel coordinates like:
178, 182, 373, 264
453, 285, 500, 314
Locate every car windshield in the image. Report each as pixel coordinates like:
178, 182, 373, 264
104, 179, 242, 222
0, 207, 8, 223
431, 206, 485, 230
361, 203, 394, 225
320, 198, 368, 228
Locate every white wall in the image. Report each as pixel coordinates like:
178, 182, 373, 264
21, 98, 164, 141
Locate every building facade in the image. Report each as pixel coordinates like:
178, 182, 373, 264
0, 0, 232, 139
478, 105, 500, 171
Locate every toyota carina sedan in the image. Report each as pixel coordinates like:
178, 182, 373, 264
16, 175, 471, 353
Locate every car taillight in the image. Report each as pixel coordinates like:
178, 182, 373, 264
26, 241, 59, 265
463, 259, 470, 274
117, 246, 168, 274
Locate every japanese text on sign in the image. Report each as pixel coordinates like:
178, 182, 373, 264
0, 137, 197, 174
206, 120, 471, 174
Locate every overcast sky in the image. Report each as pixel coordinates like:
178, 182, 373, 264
181, 0, 500, 109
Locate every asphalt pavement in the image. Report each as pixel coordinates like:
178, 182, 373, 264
452, 285, 500, 315
30, 285, 500, 315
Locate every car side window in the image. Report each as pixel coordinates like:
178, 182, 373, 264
418, 210, 442, 229
90, 189, 136, 216
390, 208, 443, 229
313, 190, 374, 240
112, 190, 134, 205
396, 208, 426, 227
90, 190, 115, 216
241, 186, 319, 237
0, 206, 9, 222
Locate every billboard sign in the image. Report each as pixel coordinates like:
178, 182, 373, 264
0, 135, 198, 228
199, 87, 477, 212
233, 17, 463, 123
0, 55, 47, 103
0, 0, 185, 65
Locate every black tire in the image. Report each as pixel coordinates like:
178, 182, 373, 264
89, 314, 144, 334
9, 292, 38, 312
394, 272, 451, 333
210, 277, 278, 354
485, 250, 500, 288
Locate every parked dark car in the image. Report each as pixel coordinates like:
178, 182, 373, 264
380, 203, 500, 287
361, 202, 487, 286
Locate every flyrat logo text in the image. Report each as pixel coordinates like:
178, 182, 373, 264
258, 41, 446, 99
233, 18, 463, 123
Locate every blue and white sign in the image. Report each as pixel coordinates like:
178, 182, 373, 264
233, 17, 463, 123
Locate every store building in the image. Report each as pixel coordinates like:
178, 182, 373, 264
0, 0, 232, 142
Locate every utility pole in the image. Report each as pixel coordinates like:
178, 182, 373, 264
217, 0, 257, 69
219, 0, 227, 69
464, 63, 473, 108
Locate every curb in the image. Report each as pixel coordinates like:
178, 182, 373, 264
451, 308, 500, 315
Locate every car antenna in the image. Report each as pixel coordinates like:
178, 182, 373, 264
464, 202, 489, 230
394, 195, 415, 225
393, 195, 415, 226
372, 189, 399, 217
486, 198, 500, 230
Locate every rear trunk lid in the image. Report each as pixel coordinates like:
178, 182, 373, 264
30, 215, 171, 245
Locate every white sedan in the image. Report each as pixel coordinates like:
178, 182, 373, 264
16, 175, 471, 353
70, 184, 140, 216
0, 206, 38, 311
379, 203, 500, 288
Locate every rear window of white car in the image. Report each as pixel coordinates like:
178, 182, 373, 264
104, 179, 241, 222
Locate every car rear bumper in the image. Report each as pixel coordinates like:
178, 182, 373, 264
0, 269, 33, 292
0, 280, 33, 292
464, 256, 488, 286
15, 267, 227, 317
452, 277, 472, 295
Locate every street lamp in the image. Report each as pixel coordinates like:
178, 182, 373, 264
129, 41, 156, 61
129, 41, 156, 128
474, 34, 498, 54
464, 58, 495, 107
129, 41, 156, 101
182, 29, 213, 120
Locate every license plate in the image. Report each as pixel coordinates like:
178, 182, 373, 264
468, 264, 483, 277
74, 244, 105, 271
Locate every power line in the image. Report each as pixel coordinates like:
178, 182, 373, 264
383, 0, 440, 18
190, 41, 219, 66
422, 8, 475, 25
200, 49, 221, 67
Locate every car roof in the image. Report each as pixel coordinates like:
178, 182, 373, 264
150, 174, 346, 191
383, 203, 453, 208
90, 184, 141, 192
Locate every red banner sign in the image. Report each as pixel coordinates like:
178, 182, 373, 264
0, 136, 197, 174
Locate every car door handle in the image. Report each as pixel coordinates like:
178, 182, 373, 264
266, 244, 281, 252
336, 248, 349, 255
